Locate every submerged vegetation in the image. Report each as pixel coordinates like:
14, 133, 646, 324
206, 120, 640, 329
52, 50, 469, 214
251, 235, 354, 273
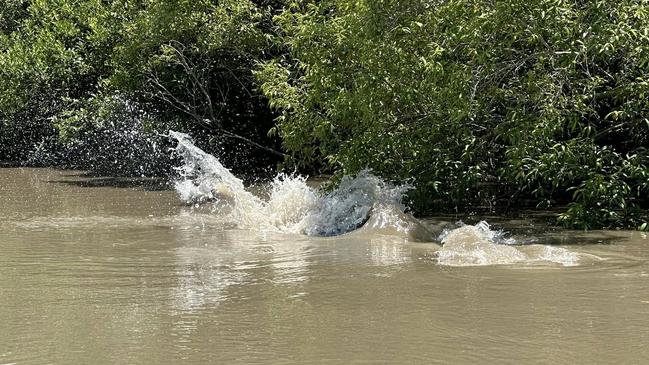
1, 0, 648, 229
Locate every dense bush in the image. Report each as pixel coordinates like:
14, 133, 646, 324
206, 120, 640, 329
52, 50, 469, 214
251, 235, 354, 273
0, 0, 283, 172
107, 0, 282, 161
0, 0, 114, 161
257, 0, 649, 228
1, 0, 647, 229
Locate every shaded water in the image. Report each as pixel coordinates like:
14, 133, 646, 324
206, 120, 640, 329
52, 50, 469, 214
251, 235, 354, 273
2, 167, 649, 364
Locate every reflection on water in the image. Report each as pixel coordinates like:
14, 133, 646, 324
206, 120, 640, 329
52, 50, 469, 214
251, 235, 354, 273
170, 228, 314, 313
1, 168, 649, 364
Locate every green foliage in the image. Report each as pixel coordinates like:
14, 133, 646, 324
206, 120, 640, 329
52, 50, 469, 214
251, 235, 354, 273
1, 0, 647, 229
258, 0, 649, 227
0, 0, 29, 35
109, 0, 268, 90
0, 0, 283, 169
104, 0, 284, 168
0, 0, 121, 160
258, 0, 488, 206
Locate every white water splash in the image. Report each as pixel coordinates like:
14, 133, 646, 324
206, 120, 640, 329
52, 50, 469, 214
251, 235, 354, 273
170, 131, 411, 237
437, 221, 586, 267
170, 131, 596, 267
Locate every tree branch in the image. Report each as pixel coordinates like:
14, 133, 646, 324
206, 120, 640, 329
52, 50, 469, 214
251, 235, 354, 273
145, 41, 286, 158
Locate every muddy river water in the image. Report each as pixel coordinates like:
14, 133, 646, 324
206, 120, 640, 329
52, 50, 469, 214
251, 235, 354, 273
2, 168, 649, 364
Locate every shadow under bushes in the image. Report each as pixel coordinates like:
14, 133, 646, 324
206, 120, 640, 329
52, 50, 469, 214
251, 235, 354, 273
46, 174, 170, 191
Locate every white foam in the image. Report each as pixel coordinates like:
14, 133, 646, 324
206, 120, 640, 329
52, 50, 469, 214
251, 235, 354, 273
437, 221, 586, 267
170, 131, 410, 236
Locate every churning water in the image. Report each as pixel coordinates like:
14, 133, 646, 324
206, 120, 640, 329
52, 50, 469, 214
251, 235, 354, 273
2, 136, 649, 364
171, 131, 411, 238
170, 131, 594, 267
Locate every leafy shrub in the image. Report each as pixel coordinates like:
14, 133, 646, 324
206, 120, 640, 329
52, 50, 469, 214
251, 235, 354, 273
258, 0, 649, 228
0, 0, 283, 172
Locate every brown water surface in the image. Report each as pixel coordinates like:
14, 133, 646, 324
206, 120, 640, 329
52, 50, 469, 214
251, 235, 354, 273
1, 168, 649, 364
